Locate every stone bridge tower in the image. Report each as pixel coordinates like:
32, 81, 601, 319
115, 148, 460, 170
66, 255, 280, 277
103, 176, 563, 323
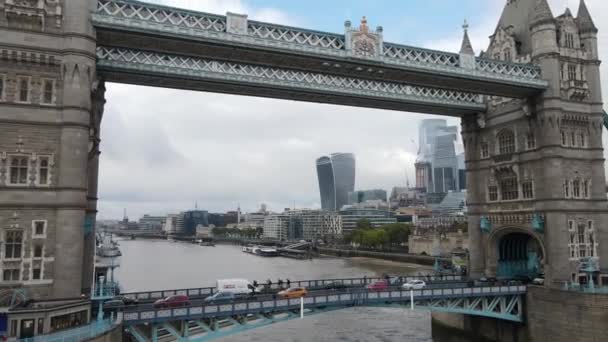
0, 0, 100, 299
464, 0, 607, 287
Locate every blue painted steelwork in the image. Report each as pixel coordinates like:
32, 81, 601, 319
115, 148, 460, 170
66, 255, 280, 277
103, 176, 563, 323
480, 216, 491, 233
92, 0, 547, 91
14, 319, 115, 342
532, 213, 544, 233
119, 285, 526, 341
92, 282, 121, 300
603, 110, 608, 130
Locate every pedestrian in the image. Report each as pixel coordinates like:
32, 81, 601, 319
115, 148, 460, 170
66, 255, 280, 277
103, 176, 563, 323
253, 280, 258, 288
363, 275, 367, 284
286, 278, 291, 287
278, 278, 283, 288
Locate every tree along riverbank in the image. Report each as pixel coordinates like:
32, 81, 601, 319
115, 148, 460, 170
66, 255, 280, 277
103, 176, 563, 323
318, 247, 446, 266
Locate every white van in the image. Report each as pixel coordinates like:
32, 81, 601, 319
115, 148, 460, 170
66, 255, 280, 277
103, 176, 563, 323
216, 279, 259, 294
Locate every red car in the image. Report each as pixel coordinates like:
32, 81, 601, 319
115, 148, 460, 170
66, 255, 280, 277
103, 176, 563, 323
366, 280, 389, 291
154, 295, 191, 308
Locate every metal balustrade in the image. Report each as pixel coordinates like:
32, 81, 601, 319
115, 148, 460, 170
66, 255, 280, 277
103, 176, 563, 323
248, 21, 345, 49
96, 47, 484, 110
93, 0, 546, 89
121, 285, 526, 325
383, 43, 460, 67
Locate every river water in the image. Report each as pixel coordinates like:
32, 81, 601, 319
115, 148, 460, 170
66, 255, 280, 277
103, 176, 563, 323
114, 239, 480, 342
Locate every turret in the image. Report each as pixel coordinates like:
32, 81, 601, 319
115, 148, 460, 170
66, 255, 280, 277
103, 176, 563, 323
577, 0, 598, 58
529, 0, 558, 58
459, 20, 475, 70
577, 0, 602, 103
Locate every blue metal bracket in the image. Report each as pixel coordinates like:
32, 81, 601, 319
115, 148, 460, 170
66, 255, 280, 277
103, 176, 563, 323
532, 213, 544, 233
480, 216, 492, 233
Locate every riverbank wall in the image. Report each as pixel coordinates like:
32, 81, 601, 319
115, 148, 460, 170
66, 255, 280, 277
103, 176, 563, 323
432, 286, 608, 342
318, 247, 442, 266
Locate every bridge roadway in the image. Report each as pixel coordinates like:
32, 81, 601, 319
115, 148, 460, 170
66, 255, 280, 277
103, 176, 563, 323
107, 276, 525, 342
117, 275, 466, 303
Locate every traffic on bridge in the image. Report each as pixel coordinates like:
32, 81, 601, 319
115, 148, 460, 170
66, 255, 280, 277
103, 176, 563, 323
98, 275, 526, 342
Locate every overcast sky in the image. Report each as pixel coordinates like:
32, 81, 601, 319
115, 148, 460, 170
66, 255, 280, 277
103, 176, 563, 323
98, 0, 608, 220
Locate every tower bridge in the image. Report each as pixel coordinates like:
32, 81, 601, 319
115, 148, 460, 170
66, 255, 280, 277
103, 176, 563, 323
0, 0, 607, 341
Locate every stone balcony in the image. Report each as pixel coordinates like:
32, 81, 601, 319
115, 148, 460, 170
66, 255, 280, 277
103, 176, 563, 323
562, 79, 590, 101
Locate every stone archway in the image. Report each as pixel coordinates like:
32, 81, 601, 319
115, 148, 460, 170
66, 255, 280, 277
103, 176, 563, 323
486, 227, 545, 279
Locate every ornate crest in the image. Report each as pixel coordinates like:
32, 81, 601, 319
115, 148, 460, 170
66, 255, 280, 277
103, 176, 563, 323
345, 16, 383, 59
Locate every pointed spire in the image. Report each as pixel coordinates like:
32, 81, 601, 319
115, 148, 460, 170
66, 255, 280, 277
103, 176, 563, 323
577, 0, 598, 33
530, 0, 554, 27
563, 7, 573, 17
459, 20, 474, 55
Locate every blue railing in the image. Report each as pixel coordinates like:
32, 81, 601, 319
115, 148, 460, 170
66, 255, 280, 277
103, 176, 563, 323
92, 282, 121, 300
121, 285, 526, 324
564, 283, 608, 294
15, 320, 115, 342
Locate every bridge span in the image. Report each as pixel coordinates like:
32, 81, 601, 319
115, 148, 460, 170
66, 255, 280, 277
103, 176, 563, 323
103, 276, 525, 342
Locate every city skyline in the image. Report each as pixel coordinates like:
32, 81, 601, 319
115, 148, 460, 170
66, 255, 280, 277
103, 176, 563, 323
97, 0, 608, 220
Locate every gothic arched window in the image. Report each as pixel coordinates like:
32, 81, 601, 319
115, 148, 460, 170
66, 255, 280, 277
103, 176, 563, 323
497, 129, 515, 155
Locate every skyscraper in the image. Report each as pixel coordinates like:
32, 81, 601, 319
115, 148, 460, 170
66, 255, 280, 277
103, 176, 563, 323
316, 153, 356, 211
416, 119, 462, 193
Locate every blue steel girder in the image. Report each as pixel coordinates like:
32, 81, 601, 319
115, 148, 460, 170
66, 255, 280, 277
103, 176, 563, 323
96, 46, 486, 116
93, 0, 548, 98
121, 286, 526, 329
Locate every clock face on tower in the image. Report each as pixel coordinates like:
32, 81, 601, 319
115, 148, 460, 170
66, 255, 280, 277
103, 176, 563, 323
354, 39, 376, 57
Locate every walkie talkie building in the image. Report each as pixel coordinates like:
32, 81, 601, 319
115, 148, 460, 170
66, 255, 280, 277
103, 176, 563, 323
316, 153, 356, 211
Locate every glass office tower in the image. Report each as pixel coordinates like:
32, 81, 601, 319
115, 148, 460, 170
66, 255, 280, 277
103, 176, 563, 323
316, 153, 356, 211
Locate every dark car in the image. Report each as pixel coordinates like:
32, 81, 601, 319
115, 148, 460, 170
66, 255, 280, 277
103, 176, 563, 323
204, 292, 238, 304
479, 277, 499, 285
323, 282, 348, 291
154, 295, 191, 308
113, 295, 138, 305
512, 275, 533, 284
103, 299, 125, 311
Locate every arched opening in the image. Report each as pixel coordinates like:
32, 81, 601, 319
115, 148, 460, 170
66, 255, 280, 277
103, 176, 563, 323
497, 232, 543, 279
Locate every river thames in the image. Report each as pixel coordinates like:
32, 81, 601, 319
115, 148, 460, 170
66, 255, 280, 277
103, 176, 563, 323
115, 239, 481, 342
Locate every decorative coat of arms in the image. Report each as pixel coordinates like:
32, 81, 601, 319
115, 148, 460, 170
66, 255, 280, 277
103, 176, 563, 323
345, 16, 383, 59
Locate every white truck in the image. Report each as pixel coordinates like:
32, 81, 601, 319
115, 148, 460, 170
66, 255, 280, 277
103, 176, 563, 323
216, 279, 260, 294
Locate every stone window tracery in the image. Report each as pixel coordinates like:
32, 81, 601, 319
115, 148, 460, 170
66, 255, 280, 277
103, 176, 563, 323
4, 231, 23, 259
37, 156, 50, 185
480, 142, 489, 158
41, 79, 56, 105
497, 129, 515, 155
567, 64, 577, 81
0, 74, 5, 101
17, 76, 31, 103
573, 179, 581, 198
33, 245, 43, 259
32, 268, 42, 280
564, 180, 571, 198
526, 132, 536, 150
499, 174, 519, 201
565, 32, 575, 49
33, 220, 46, 237
3, 268, 20, 282
522, 181, 534, 199
9, 155, 29, 185
488, 185, 498, 202
568, 220, 598, 260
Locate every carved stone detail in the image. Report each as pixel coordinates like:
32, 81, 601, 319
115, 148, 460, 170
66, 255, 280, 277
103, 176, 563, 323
3, 0, 63, 31
345, 17, 382, 59
226, 12, 247, 35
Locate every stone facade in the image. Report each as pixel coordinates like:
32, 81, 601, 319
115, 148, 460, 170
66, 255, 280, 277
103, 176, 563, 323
0, 0, 100, 300
465, 0, 607, 287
